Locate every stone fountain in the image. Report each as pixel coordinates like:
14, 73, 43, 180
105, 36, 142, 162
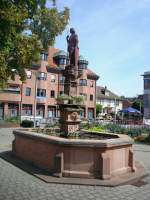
12, 28, 147, 185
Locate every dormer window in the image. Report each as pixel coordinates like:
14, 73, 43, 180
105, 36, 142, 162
53, 50, 67, 66
59, 58, 66, 65
78, 63, 87, 69
78, 55, 88, 70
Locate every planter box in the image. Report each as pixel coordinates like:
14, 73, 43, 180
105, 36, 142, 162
57, 99, 69, 105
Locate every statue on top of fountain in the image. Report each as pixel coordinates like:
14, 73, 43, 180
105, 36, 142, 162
66, 28, 79, 77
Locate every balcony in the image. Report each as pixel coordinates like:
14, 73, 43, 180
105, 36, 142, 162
2, 87, 20, 94
36, 96, 47, 104
0, 92, 21, 102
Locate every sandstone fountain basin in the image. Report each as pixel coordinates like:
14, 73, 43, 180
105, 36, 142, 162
12, 129, 136, 180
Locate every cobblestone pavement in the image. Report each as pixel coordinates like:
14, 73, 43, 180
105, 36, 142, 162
0, 128, 150, 200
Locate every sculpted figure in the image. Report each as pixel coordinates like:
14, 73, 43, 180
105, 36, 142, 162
66, 28, 79, 67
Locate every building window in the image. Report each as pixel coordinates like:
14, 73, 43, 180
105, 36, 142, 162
51, 74, 56, 82
90, 81, 94, 87
116, 100, 119, 106
8, 104, 19, 117
78, 63, 87, 70
144, 79, 150, 89
3, 84, 20, 94
59, 58, 66, 65
80, 109, 85, 118
60, 76, 65, 84
60, 91, 64, 96
25, 87, 31, 96
37, 72, 47, 80
26, 70, 32, 79
22, 105, 32, 116
36, 105, 44, 117
90, 94, 93, 101
79, 79, 87, 86
50, 90, 55, 98
144, 94, 150, 107
37, 88, 46, 97
88, 109, 94, 119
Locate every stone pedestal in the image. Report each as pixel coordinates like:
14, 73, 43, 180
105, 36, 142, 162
58, 65, 83, 134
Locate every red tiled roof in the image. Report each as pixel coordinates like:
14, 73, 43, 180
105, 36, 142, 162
87, 68, 99, 80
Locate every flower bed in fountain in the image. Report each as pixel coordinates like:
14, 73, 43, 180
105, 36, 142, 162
12, 128, 136, 180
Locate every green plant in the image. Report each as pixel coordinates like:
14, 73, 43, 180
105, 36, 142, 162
21, 120, 34, 127
145, 134, 150, 144
134, 134, 148, 143
88, 126, 105, 132
71, 95, 84, 104
96, 104, 102, 116
5, 116, 20, 123
56, 95, 71, 100
0, 1, 69, 87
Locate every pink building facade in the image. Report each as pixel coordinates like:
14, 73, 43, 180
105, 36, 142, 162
0, 47, 99, 120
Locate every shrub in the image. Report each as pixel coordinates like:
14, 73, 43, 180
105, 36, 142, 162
56, 94, 71, 100
145, 135, 150, 144
21, 120, 34, 128
5, 116, 20, 123
88, 126, 105, 132
134, 134, 148, 143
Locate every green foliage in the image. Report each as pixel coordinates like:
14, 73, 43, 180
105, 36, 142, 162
145, 135, 150, 144
21, 120, 34, 127
134, 134, 148, 143
30, 7, 69, 49
0, 0, 69, 86
132, 100, 144, 114
87, 126, 105, 132
96, 104, 102, 116
57, 94, 71, 100
71, 95, 84, 104
57, 95, 84, 104
4, 116, 20, 123
80, 122, 150, 142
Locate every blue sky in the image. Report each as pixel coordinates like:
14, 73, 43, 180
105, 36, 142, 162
48, 0, 150, 97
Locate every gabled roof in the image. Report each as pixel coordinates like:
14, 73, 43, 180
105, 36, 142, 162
96, 86, 122, 100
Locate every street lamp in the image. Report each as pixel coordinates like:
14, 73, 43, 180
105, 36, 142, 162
33, 71, 37, 128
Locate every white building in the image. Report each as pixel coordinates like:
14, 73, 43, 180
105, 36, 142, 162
96, 86, 123, 115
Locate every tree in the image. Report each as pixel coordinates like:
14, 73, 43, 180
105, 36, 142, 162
0, 0, 69, 86
132, 100, 144, 114
96, 104, 103, 116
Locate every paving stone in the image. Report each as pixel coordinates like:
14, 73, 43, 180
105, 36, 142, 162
1, 128, 150, 200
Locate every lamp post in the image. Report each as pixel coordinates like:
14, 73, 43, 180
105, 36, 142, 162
114, 97, 117, 123
33, 71, 37, 128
